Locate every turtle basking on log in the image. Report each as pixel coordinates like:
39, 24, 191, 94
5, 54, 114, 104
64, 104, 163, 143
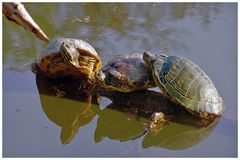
95, 53, 156, 92
32, 38, 224, 120
32, 38, 102, 81
143, 52, 224, 119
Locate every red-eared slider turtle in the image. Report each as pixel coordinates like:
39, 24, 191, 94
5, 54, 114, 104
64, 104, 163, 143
143, 52, 224, 119
33, 38, 102, 79
95, 53, 156, 92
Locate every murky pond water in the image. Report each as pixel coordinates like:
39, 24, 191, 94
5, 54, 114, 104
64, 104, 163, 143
3, 3, 237, 157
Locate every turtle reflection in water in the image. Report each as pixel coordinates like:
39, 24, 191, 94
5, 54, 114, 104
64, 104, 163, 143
35, 76, 101, 145
143, 52, 224, 119
95, 90, 219, 150
35, 76, 220, 148
142, 116, 219, 150
32, 38, 102, 81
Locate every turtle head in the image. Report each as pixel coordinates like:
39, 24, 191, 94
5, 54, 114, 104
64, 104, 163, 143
95, 70, 109, 87
95, 70, 115, 89
143, 52, 167, 71
143, 52, 156, 69
95, 70, 127, 91
60, 42, 80, 68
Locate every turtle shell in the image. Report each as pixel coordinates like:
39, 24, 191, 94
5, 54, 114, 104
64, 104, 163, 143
35, 38, 101, 78
149, 54, 224, 119
96, 53, 156, 92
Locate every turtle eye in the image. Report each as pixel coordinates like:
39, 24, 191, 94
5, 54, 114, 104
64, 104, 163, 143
110, 63, 118, 69
159, 54, 167, 59
151, 59, 155, 64
113, 64, 122, 71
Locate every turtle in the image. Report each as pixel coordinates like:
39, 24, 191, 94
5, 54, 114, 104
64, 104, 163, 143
143, 52, 224, 119
32, 38, 102, 79
95, 53, 156, 92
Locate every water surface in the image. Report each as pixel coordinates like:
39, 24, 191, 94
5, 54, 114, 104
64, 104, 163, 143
3, 3, 237, 157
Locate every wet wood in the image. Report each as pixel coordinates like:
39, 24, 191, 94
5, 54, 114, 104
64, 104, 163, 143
3, 2, 49, 43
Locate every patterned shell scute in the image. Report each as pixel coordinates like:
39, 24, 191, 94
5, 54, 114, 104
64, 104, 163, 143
154, 56, 223, 115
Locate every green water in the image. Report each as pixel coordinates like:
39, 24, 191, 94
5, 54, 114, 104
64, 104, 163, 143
3, 3, 237, 157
